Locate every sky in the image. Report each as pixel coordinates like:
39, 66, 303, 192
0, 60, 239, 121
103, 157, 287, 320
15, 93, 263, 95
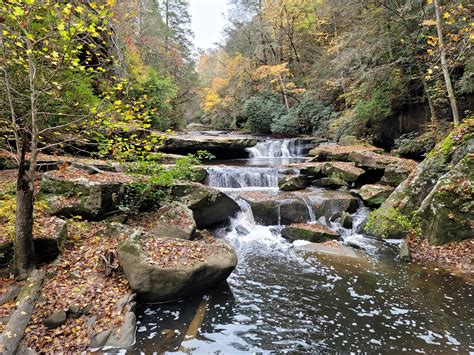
189, 0, 230, 50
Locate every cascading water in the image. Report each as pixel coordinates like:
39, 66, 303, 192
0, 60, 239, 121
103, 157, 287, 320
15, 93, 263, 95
134, 134, 474, 354
206, 166, 284, 191
247, 138, 307, 158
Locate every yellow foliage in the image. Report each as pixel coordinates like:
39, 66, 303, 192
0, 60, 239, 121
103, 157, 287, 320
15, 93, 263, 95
203, 89, 223, 113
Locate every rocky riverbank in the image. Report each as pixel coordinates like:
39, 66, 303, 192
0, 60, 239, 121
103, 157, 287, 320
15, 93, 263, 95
0, 156, 241, 353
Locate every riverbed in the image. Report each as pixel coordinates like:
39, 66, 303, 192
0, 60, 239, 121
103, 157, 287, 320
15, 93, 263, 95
131, 137, 474, 353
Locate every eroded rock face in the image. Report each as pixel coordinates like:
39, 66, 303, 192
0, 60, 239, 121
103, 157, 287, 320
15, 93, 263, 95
118, 231, 237, 302
242, 190, 359, 226
357, 184, 395, 207
158, 136, 258, 159
170, 182, 240, 228
279, 175, 308, 191
282, 224, 340, 242
417, 154, 474, 245
41, 168, 134, 220
367, 121, 474, 245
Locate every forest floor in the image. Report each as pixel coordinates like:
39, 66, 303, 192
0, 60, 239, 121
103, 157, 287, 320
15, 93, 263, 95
408, 236, 474, 279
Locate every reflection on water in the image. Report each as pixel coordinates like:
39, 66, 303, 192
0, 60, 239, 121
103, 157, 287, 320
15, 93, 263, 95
132, 232, 473, 353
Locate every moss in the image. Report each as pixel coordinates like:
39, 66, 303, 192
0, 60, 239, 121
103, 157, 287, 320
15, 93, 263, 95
365, 207, 421, 239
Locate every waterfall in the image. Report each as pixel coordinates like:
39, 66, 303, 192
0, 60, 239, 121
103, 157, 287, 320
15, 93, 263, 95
206, 167, 296, 191
247, 138, 306, 158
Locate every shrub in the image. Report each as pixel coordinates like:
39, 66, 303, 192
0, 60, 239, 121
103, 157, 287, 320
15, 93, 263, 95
298, 94, 338, 134
244, 94, 286, 134
121, 151, 214, 213
271, 111, 300, 136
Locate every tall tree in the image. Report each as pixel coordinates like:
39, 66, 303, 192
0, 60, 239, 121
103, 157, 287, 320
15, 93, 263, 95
432, 0, 460, 126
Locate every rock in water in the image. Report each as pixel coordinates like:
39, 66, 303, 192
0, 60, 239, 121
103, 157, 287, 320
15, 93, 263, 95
340, 211, 353, 229
281, 224, 340, 243
118, 231, 237, 302
149, 202, 196, 240
279, 175, 308, 191
399, 240, 412, 262
170, 182, 240, 228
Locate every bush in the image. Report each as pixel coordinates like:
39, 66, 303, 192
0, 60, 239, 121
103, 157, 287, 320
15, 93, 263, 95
354, 88, 392, 124
271, 111, 300, 136
297, 94, 338, 134
244, 94, 286, 134
121, 151, 214, 213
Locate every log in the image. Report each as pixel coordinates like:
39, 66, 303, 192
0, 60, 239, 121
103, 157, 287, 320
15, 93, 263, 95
0, 269, 45, 355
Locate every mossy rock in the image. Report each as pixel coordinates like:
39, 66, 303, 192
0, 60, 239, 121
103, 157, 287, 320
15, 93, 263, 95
367, 120, 474, 244
281, 224, 340, 243
417, 154, 474, 245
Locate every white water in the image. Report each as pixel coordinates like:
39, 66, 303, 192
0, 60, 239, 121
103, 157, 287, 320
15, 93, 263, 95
206, 167, 286, 191
247, 138, 306, 158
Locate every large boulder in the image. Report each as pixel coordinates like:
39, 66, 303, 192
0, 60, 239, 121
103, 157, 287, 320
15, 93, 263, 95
244, 198, 309, 225
366, 121, 474, 244
170, 182, 240, 228
357, 184, 395, 207
158, 135, 258, 159
282, 224, 340, 243
321, 162, 366, 183
118, 230, 237, 302
279, 175, 308, 191
381, 163, 414, 186
416, 154, 473, 245
41, 168, 135, 220
129, 202, 197, 240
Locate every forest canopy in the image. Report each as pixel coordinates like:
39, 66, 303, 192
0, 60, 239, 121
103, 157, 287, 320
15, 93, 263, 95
197, 0, 473, 141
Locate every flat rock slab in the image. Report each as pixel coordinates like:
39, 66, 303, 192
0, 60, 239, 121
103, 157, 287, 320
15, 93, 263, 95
158, 136, 258, 158
282, 223, 340, 242
348, 151, 417, 172
308, 144, 384, 161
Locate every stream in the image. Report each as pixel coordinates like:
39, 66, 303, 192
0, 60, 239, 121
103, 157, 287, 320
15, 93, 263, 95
132, 138, 473, 353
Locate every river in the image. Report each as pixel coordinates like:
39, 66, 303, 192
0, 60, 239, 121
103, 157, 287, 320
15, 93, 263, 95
131, 138, 473, 353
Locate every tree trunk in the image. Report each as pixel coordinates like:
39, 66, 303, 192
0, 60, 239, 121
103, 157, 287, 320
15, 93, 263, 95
433, 0, 460, 126
13, 137, 36, 277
